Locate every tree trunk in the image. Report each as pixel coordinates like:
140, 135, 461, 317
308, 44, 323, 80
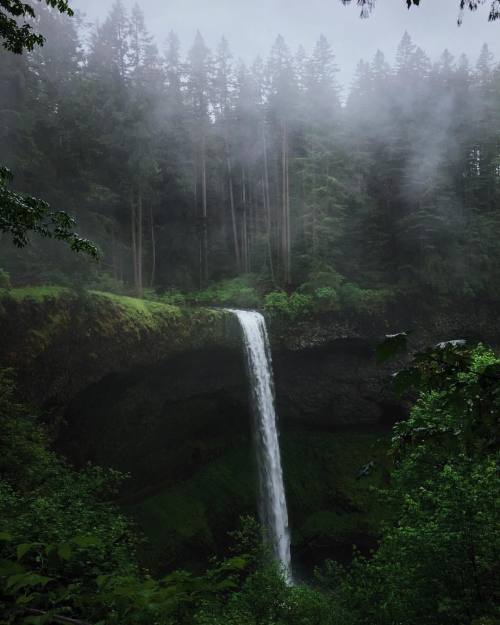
262, 126, 274, 281
137, 189, 143, 297
225, 130, 241, 272
242, 165, 249, 273
282, 120, 291, 285
201, 134, 208, 284
150, 203, 156, 287
131, 200, 138, 291
111, 224, 118, 280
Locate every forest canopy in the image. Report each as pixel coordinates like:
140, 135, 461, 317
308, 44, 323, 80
1, 1, 499, 303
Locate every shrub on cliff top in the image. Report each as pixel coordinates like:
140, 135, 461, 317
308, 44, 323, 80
191, 276, 262, 309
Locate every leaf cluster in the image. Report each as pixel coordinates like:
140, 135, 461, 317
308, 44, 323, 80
0, 168, 98, 259
0, 0, 73, 54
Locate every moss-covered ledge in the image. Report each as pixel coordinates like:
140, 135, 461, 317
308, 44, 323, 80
0, 287, 240, 409
266, 301, 500, 353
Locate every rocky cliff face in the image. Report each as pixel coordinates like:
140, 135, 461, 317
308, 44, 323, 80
2, 289, 497, 423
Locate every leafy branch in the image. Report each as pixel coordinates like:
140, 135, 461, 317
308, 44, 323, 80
0, 0, 73, 53
341, 0, 500, 21
0, 167, 99, 258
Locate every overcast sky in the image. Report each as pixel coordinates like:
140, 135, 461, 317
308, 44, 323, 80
71, 0, 500, 90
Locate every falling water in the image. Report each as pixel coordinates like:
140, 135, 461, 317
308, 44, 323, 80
229, 309, 292, 580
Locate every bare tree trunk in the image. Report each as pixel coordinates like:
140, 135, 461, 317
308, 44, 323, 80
201, 134, 208, 284
137, 189, 143, 297
193, 154, 203, 289
262, 126, 274, 281
282, 120, 291, 285
262, 175, 274, 281
150, 203, 156, 287
242, 165, 249, 273
286, 128, 291, 285
312, 172, 317, 257
248, 173, 255, 273
111, 224, 118, 280
225, 132, 241, 272
131, 200, 138, 291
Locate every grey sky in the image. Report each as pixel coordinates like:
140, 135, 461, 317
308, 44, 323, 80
72, 0, 500, 90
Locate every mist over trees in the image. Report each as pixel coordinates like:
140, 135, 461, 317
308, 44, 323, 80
1, 1, 499, 298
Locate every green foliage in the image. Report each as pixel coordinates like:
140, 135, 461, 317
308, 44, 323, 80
1, 369, 339, 625
0, 0, 73, 53
86, 272, 127, 295
158, 290, 187, 307
264, 290, 312, 319
0, 285, 68, 302
0, 168, 99, 259
194, 564, 337, 625
312, 286, 340, 312
0, 369, 140, 623
191, 276, 262, 309
323, 344, 500, 625
338, 283, 393, 315
142, 288, 187, 307
264, 283, 393, 318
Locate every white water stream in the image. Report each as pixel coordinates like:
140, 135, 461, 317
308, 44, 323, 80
229, 309, 292, 580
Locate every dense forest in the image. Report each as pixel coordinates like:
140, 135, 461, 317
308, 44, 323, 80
1, 1, 500, 304
1, 1, 499, 624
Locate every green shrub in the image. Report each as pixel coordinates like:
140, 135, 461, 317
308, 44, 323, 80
321, 344, 500, 625
142, 287, 187, 306
264, 290, 314, 319
88, 271, 126, 294
194, 564, 337, 625
339, 283, 393, 314
299, 268, 344, 292
289, 292, 313, 317
264, 290, 290, 316
159, 289, 187, 307
313, 286, 339, 312
191, 276, 261, 309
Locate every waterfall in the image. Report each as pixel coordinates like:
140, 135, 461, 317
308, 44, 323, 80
229, 309, 292, 579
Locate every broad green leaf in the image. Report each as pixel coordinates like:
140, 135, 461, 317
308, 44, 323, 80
0, 559, 24, 576
57, 543, 72, 561
17, 544, 34, 561
7, 573, 52, 591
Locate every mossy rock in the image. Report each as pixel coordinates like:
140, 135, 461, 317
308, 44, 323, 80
0, 287, 240, 411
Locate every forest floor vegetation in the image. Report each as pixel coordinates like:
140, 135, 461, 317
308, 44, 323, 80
0, 341, 498, 624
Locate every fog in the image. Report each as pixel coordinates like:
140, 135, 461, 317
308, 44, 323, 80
1, 0, 499, 295
72, 0, 500, 87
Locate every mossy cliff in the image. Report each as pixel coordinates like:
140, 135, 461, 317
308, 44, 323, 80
2, 288, 498, 575
0, 287, 239, 410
